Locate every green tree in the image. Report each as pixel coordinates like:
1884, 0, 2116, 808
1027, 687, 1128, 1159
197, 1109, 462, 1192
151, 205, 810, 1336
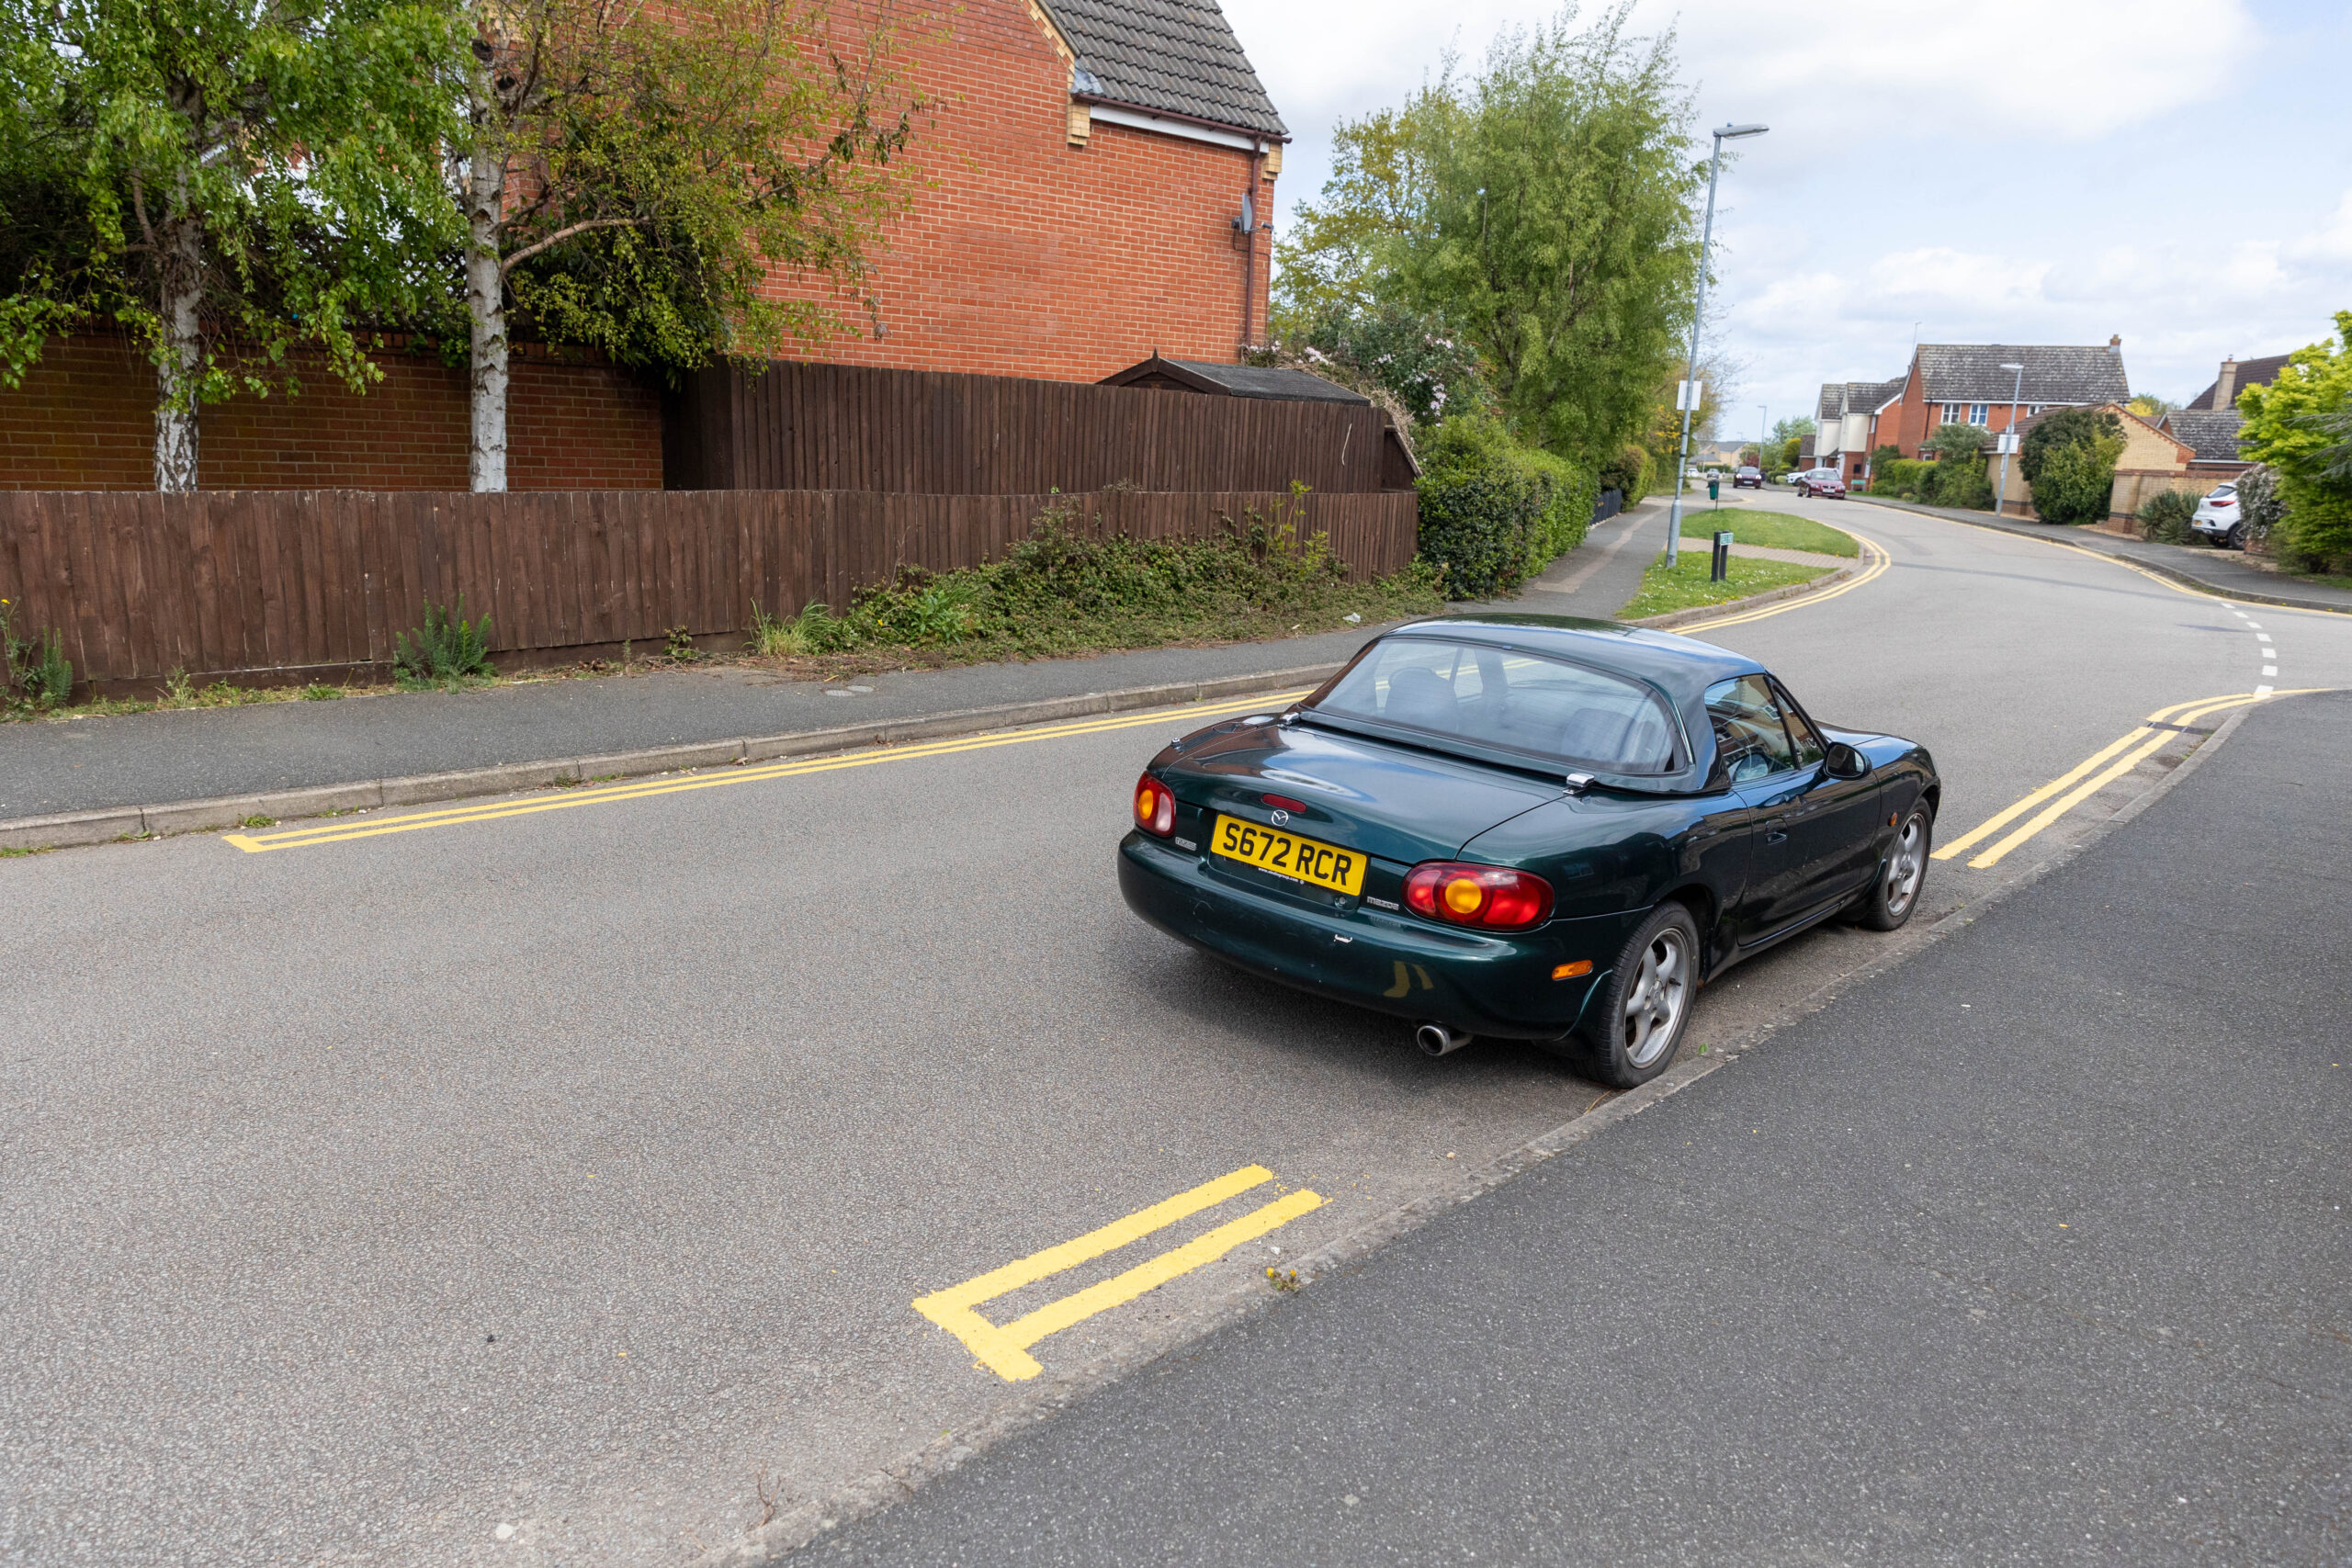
2032, 431, 2124, 526
452, 0, 923, 490
2019, 406, 2122, 487
1270, 107, 1428, 333
1276, 4, 1701, 472
1396, 6, 1701, 467
1770, 414, 1815, 446
2237, 310, 2352, 564
1923, 422, 1984, 458
0, 0, 464, 490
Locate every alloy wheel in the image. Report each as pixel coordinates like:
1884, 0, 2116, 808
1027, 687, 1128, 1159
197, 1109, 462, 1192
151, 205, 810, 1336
1622, 929, 1690, 1068
1884, 816, 1926, 919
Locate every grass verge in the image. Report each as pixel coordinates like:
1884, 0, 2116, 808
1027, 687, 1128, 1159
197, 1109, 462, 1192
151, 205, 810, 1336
1678, 510, 1860, 557
1618, 552, 1834, 620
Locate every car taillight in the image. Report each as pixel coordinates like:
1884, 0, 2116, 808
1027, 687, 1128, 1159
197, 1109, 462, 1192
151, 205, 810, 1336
1134, 773, 1176, 837
2210, 497, 2234, 507
1403, 862, 1555, 930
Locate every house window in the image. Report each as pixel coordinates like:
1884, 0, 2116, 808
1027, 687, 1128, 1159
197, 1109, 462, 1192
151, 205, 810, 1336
2027, 404, 2043, 416
1970, 404, 1989, 425
1941, 402, 1962, 423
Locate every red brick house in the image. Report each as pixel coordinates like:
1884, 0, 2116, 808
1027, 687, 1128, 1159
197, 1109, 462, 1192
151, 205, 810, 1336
0, 0, 1289, 491
1818, 339, 2134, 484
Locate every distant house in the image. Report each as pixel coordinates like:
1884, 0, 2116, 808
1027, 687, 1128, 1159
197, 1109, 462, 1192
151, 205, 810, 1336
1872, 339, 2133, 465
2004, 401, 2200, 526
2154, 352, 2293, 477
1814, 378, 1905, 482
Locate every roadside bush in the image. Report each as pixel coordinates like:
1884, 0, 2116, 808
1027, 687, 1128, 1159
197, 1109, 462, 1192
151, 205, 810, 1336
1926, 456, 1995, 511
1870, 457, 1931, 500
393, 595, 496, 686
0, 597, 73, 710
2020, 407, 2123, 488
1597, 442, 1649, 499
2032, 433, 2127, 527
768, 501, 1444, 661
2135, 489, 2199, 544
1414, 415, 1598, 598
2234, 464, 2285, 554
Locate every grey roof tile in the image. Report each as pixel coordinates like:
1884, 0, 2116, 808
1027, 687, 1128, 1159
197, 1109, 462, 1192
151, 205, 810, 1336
1049, 0, 1285, 138
2183, 352, 2296, 411
1916, 344, 2129, 406
2161, 408, 2248, 462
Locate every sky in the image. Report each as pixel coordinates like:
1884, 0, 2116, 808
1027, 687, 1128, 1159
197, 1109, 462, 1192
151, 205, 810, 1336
1221, 0, 2352, 435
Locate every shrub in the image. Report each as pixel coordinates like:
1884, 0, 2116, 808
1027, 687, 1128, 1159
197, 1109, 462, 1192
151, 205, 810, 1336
2234, 464, 2285, 553
1597, 443, 1648, 497
1414, 415, 1597, 598
1922, 423, 1985, 459
2033, 433, 2126, 527
1870, 457, 1932, 499
1924, 455, 1994, 511
2020, 407, 2123, 487
393, 595, 495, 685
0, 598, 72, 709
2135, 489, 2199, 544
764, 502, 1444, 660
2237, 311, 2352, 569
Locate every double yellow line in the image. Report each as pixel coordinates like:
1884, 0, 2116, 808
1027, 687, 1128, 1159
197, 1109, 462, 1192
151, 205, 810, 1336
914, 1165, 1324, 1382
222, 690, 1310, 853
1679, 530, 1892, 633
1934, 689, 2320, 870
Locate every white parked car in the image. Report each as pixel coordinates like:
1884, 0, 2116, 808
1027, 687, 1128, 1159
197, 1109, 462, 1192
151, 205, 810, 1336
2191, 483, 2245, 548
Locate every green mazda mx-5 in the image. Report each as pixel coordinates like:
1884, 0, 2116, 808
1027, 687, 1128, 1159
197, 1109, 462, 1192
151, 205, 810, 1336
1117, 615, 1940, 1088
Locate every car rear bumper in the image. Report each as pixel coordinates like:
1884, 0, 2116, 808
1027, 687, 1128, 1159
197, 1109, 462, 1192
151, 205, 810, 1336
1117, 832, 1635, 1039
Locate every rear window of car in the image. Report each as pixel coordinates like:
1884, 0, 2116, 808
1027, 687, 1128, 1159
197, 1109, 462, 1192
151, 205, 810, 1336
1311, 637, 1679, 773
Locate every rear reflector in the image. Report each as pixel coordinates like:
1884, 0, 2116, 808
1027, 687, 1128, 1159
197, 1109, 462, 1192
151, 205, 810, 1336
1134, 773, 1176, 837
1553, 961, 1593, 980
1403, 862, 1555, 931
1261, 793, 1308, 813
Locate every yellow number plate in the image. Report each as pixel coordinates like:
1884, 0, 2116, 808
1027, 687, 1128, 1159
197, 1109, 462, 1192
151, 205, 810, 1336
1210, 814, 1368, 895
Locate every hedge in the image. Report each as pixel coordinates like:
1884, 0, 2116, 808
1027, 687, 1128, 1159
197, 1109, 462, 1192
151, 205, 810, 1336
1414, 416, 1600, 599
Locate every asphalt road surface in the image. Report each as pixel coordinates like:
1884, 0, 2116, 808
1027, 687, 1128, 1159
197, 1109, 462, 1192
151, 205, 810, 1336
5, 499, 2348, 1566
808, 689, 2352, 1568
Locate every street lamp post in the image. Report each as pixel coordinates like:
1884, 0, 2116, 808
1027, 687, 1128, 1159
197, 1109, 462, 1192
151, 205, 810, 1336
1996, 361, 2025, 518
1759, 405, 1769, 476
1667, 122, 1768, 567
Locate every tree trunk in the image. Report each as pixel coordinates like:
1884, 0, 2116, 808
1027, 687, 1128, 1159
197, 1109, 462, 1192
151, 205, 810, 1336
153, 213, 204, 492
466, 145, 508, 493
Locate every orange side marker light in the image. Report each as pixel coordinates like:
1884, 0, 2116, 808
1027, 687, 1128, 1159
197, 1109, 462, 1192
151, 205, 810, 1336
1553, 961, 1593, 981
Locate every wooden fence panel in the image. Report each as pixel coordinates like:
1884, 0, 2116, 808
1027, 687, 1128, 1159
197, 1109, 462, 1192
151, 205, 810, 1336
0, 484, 1417, 687
667, 359, 1409, 498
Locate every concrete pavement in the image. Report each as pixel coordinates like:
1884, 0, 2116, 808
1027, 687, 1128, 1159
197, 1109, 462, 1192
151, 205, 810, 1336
807, 689, 2352, 1567
6, 496, 2351, 1566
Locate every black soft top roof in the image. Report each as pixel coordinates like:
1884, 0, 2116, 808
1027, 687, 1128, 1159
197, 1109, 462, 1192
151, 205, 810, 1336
1379, 615, 1762, 705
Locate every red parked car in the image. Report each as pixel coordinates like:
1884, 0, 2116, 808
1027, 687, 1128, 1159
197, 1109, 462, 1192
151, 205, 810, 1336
1792, 468, 1847, 499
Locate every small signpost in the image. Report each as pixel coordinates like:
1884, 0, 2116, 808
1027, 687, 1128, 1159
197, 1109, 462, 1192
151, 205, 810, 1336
1711, 530, 1734, 583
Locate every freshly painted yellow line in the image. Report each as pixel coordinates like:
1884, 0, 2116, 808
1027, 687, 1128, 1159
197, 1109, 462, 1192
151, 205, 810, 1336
911, 1164, 1325, 1382
221, 690, 1309, 853
1939, 690, 2324, 870
1677, 532, 1892, 634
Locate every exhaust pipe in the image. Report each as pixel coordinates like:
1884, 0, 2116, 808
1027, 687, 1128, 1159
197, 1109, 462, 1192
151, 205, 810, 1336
1416, 1021, 1474, 1057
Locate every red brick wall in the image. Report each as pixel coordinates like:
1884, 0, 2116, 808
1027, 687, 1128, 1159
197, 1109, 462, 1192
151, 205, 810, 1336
0, 336, 663, 491
758, 0, 1277, 378
0, 0, 1281, 490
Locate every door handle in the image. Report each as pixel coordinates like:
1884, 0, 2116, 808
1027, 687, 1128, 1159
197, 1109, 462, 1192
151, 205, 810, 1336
1765, 829, 1789, 844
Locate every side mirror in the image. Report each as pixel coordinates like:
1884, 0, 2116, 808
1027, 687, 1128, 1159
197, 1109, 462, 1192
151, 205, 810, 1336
1824, 741, 1870, 781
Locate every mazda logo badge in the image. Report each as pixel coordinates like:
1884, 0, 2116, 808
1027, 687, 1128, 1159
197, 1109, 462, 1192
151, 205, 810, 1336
1271, 809, 1290, 826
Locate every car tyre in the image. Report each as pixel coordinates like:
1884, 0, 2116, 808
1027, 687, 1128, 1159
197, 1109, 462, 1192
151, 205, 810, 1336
1796, 483, 1810, 498
2225, 523, 2246, 550
1553, 902, 1702, 1089
1857, 806, 1931, 931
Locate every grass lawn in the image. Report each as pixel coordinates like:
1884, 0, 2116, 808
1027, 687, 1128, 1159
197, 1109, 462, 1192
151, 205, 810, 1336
1677, 509, 1860, 558
1618, 550, 1834, 620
